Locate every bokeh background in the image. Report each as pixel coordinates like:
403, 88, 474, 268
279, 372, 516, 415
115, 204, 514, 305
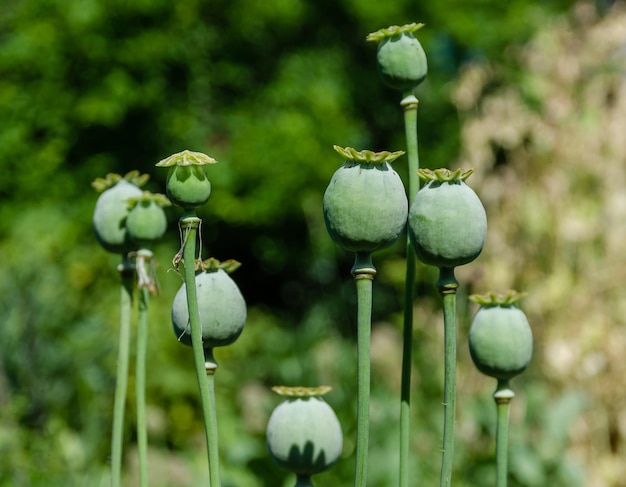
1, 0, 625, 486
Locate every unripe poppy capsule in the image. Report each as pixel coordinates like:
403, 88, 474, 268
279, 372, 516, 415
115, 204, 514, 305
92, 172, 147, 254
408, 168, 487, 268
367, 23, 428, 92
172, 258, 246, 349
156, 150, 217, 209
468, 292, 533, 381
323, 146, 408, 253
266, 386, 343, 477
125, 192, 170, 248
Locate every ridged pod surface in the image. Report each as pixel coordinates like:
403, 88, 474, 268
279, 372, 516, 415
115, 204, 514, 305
266, 387, 342, 476
323, 146, 408, 253
93, 179, 143, 254
408, 168, 487, 268
172, 265, 246, 348
469, 292, 533, 381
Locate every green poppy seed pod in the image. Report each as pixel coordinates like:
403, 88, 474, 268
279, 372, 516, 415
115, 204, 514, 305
125, 192, 170, 248
367, 23, 428, 92
155, 150, 217, 209
93, 178, 144, 254
172, 259, 246, 348
266, 386, 343, 477
323, 146, 408, 253
408, 168, 487, 268
469, 292, 533, 381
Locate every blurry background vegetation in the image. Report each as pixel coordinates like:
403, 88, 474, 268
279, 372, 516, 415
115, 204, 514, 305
0, 0, 624, 485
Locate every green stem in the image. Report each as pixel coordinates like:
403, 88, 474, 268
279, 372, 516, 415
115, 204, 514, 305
111, 256, 134, 487
401, 93, 420, 199
494, 382, 515, 487
294, 475, 315, 487
399, 92, 420, 487
438, 267, 459, 487
181, 212, 221, 486
399, 250, 415, 487
204, 348, 221, 487
136, 282, 150, 487
351, 252, 376, 487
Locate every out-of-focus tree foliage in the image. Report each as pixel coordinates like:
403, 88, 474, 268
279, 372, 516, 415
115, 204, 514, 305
0, 0, 617, 485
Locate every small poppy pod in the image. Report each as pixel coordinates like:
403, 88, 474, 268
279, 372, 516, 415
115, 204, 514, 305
93, 176, 144, 254
367, 23, 428, 92
468, 292, 533, 381
156, 150, 217, 209
323, 146, 408, 253
125, 192, 170, 248
266, 386, 343, 477
408, 168, 487, 268
172, 259, 246, 348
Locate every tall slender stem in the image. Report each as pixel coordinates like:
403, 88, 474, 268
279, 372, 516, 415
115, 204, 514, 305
204, 348, 221, 487
494, 382, 515, 487
438, 267, 459, 487
111, 256, 134, 487
294, 475, 315, 487
402, 93, 420, 199
399, 92, 420, 487
351, 252, 376, 487
181, 212, 221, 486
399, 250, 415, 486
136, 283, 150, 487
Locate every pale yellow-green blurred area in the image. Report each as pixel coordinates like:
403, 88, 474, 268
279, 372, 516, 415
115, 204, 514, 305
452, 4, 626, 485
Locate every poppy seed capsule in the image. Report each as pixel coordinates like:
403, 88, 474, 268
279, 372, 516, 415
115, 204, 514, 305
408, 168, 487, 268
165, 165, 211, 209
172, 261, 246, 348
266, 386, 342, 477
323, 146, 408, 253
156, 150, 217, 209
367, 23, 428, 92
93, 179, 143, 254
125, 192, 170, 248
469, 292, 533, 381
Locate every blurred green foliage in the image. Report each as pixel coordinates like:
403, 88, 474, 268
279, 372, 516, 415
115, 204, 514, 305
0, 0, 617, 485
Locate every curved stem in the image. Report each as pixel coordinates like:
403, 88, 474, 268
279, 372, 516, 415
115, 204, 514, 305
181, 213, 221, 486
111, 256, 134, 487
494, 382, 515, 487
351, 252, 376, 487
438, 267, 459, 487
399, 91, 420, 487
136, 284, 150, 487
